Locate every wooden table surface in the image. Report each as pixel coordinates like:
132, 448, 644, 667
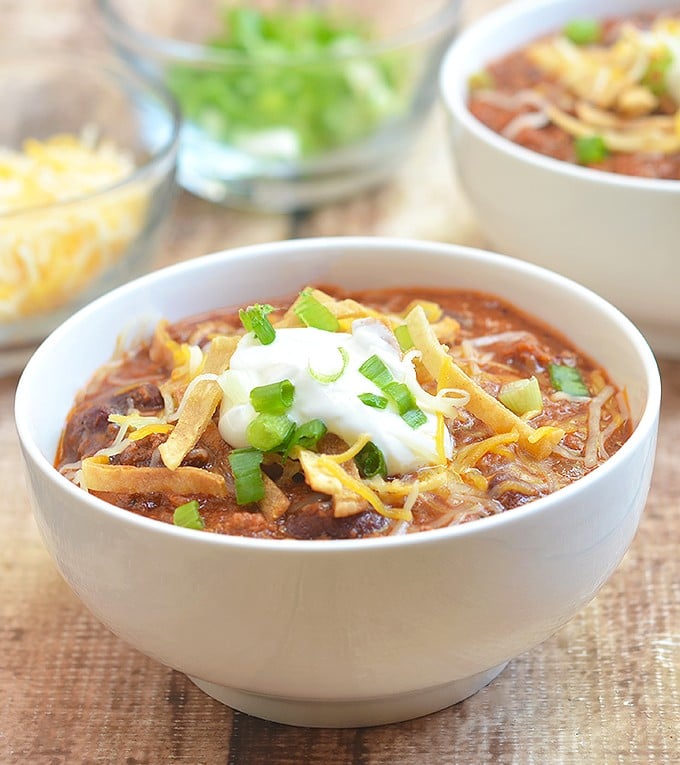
2, 2, 679, 763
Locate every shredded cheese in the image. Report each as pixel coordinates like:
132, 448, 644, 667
584, 385, 615, 468
323, 433, 372, 464
522, 17, 680, 155
0, 133, 147, 321
452, 431, 520, 476
366, 466, 450, 500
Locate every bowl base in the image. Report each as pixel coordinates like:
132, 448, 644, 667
189, 662, 508, 728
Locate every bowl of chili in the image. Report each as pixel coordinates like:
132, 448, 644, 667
440, 0, 680, 358
15, 237, 660, 727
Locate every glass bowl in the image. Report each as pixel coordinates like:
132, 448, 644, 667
0, 53, 180, 376
96, 0, 461, 211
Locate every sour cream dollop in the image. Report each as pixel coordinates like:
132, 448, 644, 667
218, 320, 452, 474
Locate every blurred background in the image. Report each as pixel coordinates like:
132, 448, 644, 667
2, 2, 678, 764
0, 0, 502, 375
0, 0, 496, 263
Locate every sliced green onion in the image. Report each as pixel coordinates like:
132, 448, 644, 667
166, 6, 403, 158
228, 447, 265, 505
308, 346, 349, 383
294, 289, 340, 332
250, 379, 294, 415
384, 382, 426, 428
563, 18, 602, 45
246, 413, 296, 452
383, 381, 416, 415
355, 441, 388, 479
358, 357, 425, 427
402, 408, 428, 429
499, 376, 543, 416
290, 419, 327, 451
642, 46, 673, 96
394, 324, 414, 352
359, 354, 393, 389
549, 364, 590, 397
228, 447, 264, 475
358, 392, 388, 409
239, 304, 276, 345
173, 500, 205, 530
574, 135, 609, 165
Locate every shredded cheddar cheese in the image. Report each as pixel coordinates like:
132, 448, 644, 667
523, 17, 680, 155
0, 132, 147, 321
298, 448, 410, 522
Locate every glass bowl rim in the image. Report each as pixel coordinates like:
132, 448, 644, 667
96, 0, 462, 66
0, 50, 181, 220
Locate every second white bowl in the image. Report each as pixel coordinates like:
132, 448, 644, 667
440, 0, 680, 357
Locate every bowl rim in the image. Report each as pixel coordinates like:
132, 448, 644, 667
0, 50, 181, 220
15, 236, 661, 554
95, 0, 462, 66
439, 0, 680, 193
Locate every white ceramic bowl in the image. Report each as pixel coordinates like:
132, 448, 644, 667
440, 0, 680, 358
15, 238, 660, 728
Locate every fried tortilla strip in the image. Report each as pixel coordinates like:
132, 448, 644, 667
405, 304, 453, 379
297, 448, 368, 518
260, 474, 290, 521
439, 356, 564, 459
302, 433, 371, 516
159, 335, 239, 471
315, 433, 377, 513
275, 287, 382, 329
546, 103, 680, 154
399, 301, 460, 342
81, 459, 228, 497
402, 299, 443, 322
149, 320, 189, 370
296, 448, 412, 521
406, 305, 563, 459
431, 316, 461, 344
574, 101, 673, 131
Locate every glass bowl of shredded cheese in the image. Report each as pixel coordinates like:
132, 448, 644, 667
0, 53, 180, 375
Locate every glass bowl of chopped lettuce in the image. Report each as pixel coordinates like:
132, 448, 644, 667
0, 52, 180, 376
97, 0, 461, 211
